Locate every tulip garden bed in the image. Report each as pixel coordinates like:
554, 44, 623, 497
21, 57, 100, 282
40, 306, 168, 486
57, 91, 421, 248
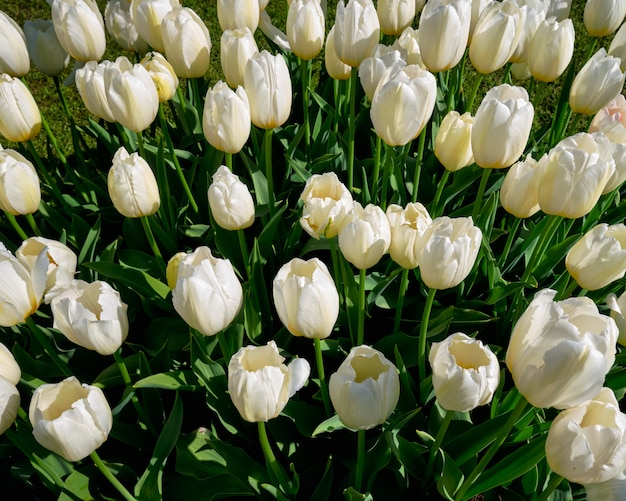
1, 0, 626, 500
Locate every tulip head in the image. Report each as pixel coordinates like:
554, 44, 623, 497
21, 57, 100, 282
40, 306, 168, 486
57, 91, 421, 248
130, 0, 180, 53
0, 11, 30, 77
386, 202, 432, 269
202, 82, 251, 154
51, 0, 106, 62
221, 28, 259, 88
0, 74, 41, 142
500, 155, 541, 218
377, 0, 416, 36
333, 0, 380, 67
207, 165, 255, 230
435, 110, 474, 172
324, 25, 352, 80
338, 203, 391, 270
23, 20, 70, 78
162, 6, 212, 78
0, 343, 20, 386
0, 377, 19, 435
607, 291, 626, 346
0, 147, 40, 215
228, 341, 310, 422
358, 47, 406, 102
217, 0, 260, 32
584, 0, 626, 37
140, 51, 178, 102
104, 0, 149, 53
609, 22, 626, 72
17, 237, 77, 295
287, 0, 325, 60
527, 17, 574, 83
75, 60, 116, 122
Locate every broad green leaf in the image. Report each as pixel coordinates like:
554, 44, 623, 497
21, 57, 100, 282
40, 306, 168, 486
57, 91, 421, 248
134, 371, 200, 391
59, 470, 95, 501
312, 414, 345, 436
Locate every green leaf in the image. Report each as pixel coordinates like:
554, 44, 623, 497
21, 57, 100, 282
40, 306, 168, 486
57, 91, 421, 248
343, 487, 373, 501
437, 452, 464, 501
312, 414, 345, 436
59, 470, 95, 501
134, 371, 200, 391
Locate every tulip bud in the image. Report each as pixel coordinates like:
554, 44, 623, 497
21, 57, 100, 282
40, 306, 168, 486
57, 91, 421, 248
0, 74, 41, 142
207, 166, 255, 230
104, 0, 149, 53
0, 343, 20, 386
172, 246, 243, 336
218, 0, 260, 32
0, 11, 30, 77
607, 290, 626, 345
419, 216, 482, 290
377, 0, 416, 36
333, 0, 380, 67
468, 0, 490, 40
565, 223, 626, 291
165, 251, 186, 290
506, 289, 618, 409
0, 377, 19, 435
570, 49, 626, 116
17, 237, 77, 295
287, 0, 325, 60
418, 0, 471, 73
228, 341, 310, 422
105, 57, 159, 132
324, 25, 352, 80
23, 20, 70, 77
538, 132, 615, 218
469, 0, 526, 74
202, 82, 251, 154
500, 155, 541, 218
585, 470, 626, 501
338, 203, 391, 269
162, 6, 211, 78
609, 22, 626, 72
386, 202, 432, 269
435, 110, 474, 172
49, 280, 129, 355
508, 3, 545, 64
370, 65, 437, 147
527, 17, 574, 82
29, 376, 113, 461
329, 345, 400, 430
130, 0, 180, 53
244, 51, 292, 129
273, 257, 339, 339
108, 146, 160, 218
299, 172, 354, 239
0, 147, 40, 215
0, 242, 47, 327
584, 0, 626, 37
472, 84, 534, 169
429, 332, 500, 412
51, 0, 106, 62
141, 52, 178, 102
75, 60, 116, 122
546, 388, 626, 484
359, 48, 406, 102
221, 28, 259, 88
396, 26, 426, 68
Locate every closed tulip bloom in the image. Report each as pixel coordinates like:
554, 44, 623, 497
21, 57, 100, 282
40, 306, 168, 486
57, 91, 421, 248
108, 146, 160, 218
0, 343, 20, 386
228, 341, 310, 423
165, 251, 186, 290
218, 0, 260, 32
508, 3, 545, 64
299, 172, 354, 239
546, 388, 626, 484
17, 237, 77, 294
527, 17, 574, 82
468, 0, 490, 40
324, 25, 352, 80
429, 333, 500, 412
584, 0, 626, 37
221, 28, 259, 88
506, 289, 618, 409
359, 47, 406, 101
202, 82, 251, 154
609, 22, 626, 72
23, 20, 70, 77
565, 223, 626, 291
273, 258, 339, 339
287, 0, 325, 60
172, 246, 243, 336
333, 0, 380, 67
472, 84, 534, 169
49, 280, 129, 355
0, 11, 30, 77
546, 0, 572, 20
386, 202, 432, 269
161, 6, 211, 78
244, 51, 292, 129
371, 65, 437, 147
329, 345, 400, 430
75, 61, 115, 122
570, 49, 626, 116
29, 376, 112, 462
500, 155, 542, 218
0, 74, 41, 142
0, 147, 40, 216
130, 0, 179, 53
418, 0, 471, 72
396, 26, 426, 68
0, 377, 19, 435
105, 57, 159, 132
51, 0, 106, 62
207, 166, 255, 230
338, 203, 391, 269
585, 471, 626, 501
538, 132, 615, 218
607, 291, 626, 345
104, 0, 148, 53
141, 52, 178, 102
469, 0, 526, 74
435, 110, 474, 171
377, 0, 416, 36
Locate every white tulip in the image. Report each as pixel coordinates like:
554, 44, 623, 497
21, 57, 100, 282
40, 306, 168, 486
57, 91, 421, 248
207, 165, 255, 230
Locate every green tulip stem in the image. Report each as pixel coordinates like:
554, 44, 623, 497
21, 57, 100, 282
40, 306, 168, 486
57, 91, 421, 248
357, 268, 367, 346
216, 330, 231, 363
411, 127, 427, 203
158, 106, 199, 213
371, 135, 382, 204
521, 214, 561, 284
5, 213, 29, 240
90, 450, 137, 501
333, 79, 340, 135
418, 288, 437, 388
347, 67, 358, 191
380, 144, 395, 210
301, 57, 311, 151
537, 474, 564, 501
40, 112, 68, 168
355, 429, 365, 492
431, 169, 450, 217
497, 216, 521, 268
472, 168, 491, 223
26, 140, 71, 213
466, 73, 485, 113
225, 152, 233, 170
425, 408, 454, 481
25, 316, 71, 377
25, 213, 42, 236
314, 338, 332, 417
53, 77, 73, 123
454, 396, 528, 501
264, 128, 275, 217
140, 216, 166, 276
393, 268, 411, 334
237, 229, 250, 278
136, 130, 147, 159
258, 421, 291, 495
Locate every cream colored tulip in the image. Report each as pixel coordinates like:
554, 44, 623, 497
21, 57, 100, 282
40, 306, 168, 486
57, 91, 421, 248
23, 19, 70, 77
434, 110, 474, 172
359, 47, 406, 102
396, 26, 425, 68
607, 290, 626, 345
377, 0, 416, 36
51, 0, 106, 62
217, 0, 260, 32
546, 0, 572, 20
287, 0, 325, 60
165, 251, 186, 290
0, 11, 30, 77
584, 0, 626, 37
104, 0, 149, 53
468, 0, 490, 40
333, 0, 380, 67
0, 343, 20, 386
17, 237, 77, 295
0, 147, 40, 216
221, 27, 259, 88
500, 155, 541, 218
324, 25, 352, 80
0, 377, 19, 435
202, 82, 251, 154
141, 52, 178, 102
0, 74, 41, 142
75, 60, 116, 122
338, 203, 391, 269
208, 166, 255, 230
162, 6, 211, 78
527, 17, 574, 82
130, 0, 179, 53
508, 2, 545, 64
386, 202, 432, 269
609, 22, 626, 72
